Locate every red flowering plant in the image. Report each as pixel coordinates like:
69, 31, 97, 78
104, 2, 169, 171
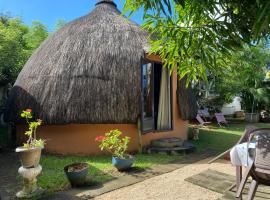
95, 129, 130, 159
20, 109, 45, 149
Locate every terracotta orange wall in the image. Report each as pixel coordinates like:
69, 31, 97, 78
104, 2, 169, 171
16, 70, 188, 155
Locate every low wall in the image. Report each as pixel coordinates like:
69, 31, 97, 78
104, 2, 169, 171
16, 120, 187, 155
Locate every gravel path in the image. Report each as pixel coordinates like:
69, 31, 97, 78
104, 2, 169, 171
94, 158, 235, 200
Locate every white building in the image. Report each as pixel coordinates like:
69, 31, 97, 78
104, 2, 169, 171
221, 97, 242, 115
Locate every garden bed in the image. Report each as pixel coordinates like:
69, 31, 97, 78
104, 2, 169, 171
4, 122, 270, 197
33, 123, 270, 193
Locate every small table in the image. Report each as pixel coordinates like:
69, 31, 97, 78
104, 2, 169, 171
230, 142, 256, 197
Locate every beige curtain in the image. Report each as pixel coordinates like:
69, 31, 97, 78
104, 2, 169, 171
157, 68, 172, 130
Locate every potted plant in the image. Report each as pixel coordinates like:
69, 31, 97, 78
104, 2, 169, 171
95, 129, 134, 171
15, 109, 45, 168
64, 162, 89, 187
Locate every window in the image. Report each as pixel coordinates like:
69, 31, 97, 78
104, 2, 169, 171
142, 62, 172, 133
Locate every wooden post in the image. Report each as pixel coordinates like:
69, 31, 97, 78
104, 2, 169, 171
247, 180, 258, 200
236, 166, 242, 199
137, 118, 143, 154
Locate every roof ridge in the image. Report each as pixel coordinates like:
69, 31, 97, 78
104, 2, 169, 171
95, 0, 117, 7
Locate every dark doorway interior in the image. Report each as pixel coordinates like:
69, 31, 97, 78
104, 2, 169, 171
142, 62, 172, 133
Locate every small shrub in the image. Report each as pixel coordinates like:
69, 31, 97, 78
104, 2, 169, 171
20, 109, 45, 148
95, 129, 130, 159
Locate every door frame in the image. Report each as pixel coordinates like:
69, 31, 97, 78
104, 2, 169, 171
140, 57, 173, 134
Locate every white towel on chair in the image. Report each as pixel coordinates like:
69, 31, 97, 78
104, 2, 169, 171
230, 142, 255, 167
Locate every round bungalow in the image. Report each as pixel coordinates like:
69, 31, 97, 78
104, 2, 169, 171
5, 0, 196, 155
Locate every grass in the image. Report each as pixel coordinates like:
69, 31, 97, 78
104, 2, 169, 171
39, 153, 182, 192
189, 122, 270, 152
23, 121, 270, 193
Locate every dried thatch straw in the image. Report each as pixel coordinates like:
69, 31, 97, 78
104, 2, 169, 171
5, 0, 149, 124
177, 76, 198, 120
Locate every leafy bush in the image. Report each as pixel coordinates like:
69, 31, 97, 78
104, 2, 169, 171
95, 129, 130, 159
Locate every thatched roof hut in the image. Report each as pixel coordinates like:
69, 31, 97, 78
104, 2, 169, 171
5, 0, 198, 155
6, 0, 149, 124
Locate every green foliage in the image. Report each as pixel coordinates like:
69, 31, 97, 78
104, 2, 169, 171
0, 14, 48, 86
24, 20, 48, 50
29, 120, 42, 130
0, 17, 28, 85
54, 19, 66, 31
20, 109, 45, 149
32, 138, 45, 148
194, 41, 270, 112
96, 129, 130, 159
20, 109, 33, 119
214, 43, 270, 112
123, 0, 270, 82
266, 71, 270, 79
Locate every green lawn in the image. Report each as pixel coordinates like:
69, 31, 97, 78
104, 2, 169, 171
26, 122, 270, 193
39, 153, 182, 192
189, 122, 270, 152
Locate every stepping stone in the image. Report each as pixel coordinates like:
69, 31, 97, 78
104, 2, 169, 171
185, 169, 235, 193
151, 137, 184, 148
147, 141, 196, 155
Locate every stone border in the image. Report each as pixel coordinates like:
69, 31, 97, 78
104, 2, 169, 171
65, 150, 216, 199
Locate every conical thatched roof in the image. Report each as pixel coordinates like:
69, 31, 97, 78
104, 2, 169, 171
5, 0, 149, 124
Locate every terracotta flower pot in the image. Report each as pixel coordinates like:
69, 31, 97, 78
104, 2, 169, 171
16, 147, 42, 168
